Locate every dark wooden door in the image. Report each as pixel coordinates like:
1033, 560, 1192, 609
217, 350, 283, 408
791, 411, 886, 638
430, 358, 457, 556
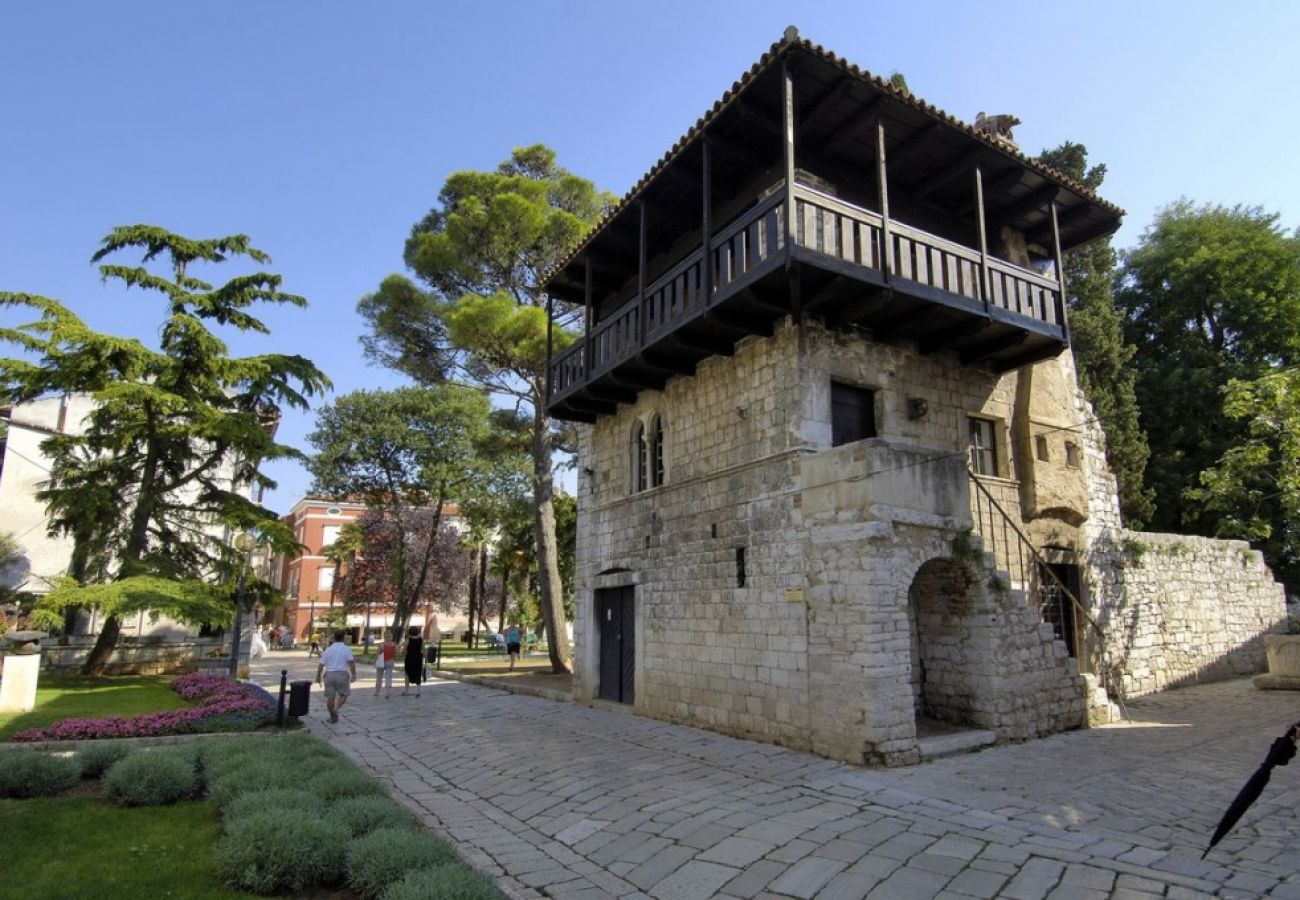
596, 587, 635, 704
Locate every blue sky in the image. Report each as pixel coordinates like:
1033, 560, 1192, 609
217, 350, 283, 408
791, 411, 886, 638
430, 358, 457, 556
3, 1, 1297, 513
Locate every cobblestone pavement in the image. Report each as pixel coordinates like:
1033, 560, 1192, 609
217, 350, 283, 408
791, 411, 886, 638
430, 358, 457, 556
253, 654, 1300, 899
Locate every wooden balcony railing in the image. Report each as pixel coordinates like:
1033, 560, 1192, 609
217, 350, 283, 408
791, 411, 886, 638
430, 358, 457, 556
548, 182, 1064, 407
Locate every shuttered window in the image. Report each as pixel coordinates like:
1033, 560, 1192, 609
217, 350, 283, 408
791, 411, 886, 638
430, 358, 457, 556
831, 383, 877, 446
968, 417, 998, 476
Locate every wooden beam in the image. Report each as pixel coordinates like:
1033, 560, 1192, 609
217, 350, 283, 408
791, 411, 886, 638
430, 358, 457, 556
546, 290, 555, 402
886, 121, 940, 168
735, 96, 782, 138
960, 330, 1028, 364
877, 121, 892, 282
1026, 202, 1091, 242
665, 331, 736, 356
704, 130, 770, 169
587, 384, 639, 405
783, 61, 796, 272
702, 139, 714, 306
639, 351, 696, 377
637, 201, 647, 350
975, 166, 991, 318
803, 275, 848, 313
801, 76, 854, 132
912, 146, 983, 199
918, 318, 990, 355
1051, 200, 1070, 342
821, 94, 888, 161
872, 301, 933, 339
953, 167, 1031, 216
991, 183, 1060, 225
581, 257, 591, 380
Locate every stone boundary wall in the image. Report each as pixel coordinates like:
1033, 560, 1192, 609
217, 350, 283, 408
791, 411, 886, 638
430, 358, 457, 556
1087, 531, 1285, 698
33, 637, 227, 676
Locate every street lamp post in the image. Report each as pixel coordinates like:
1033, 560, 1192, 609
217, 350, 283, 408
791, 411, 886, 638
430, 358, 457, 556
227, 531, 257, 679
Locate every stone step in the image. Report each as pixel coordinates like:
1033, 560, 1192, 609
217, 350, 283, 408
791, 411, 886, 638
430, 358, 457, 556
916, 727, 997, 761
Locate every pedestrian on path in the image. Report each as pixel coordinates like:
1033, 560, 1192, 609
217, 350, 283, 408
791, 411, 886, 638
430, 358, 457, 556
374, 634, 397, 698
505, 622, 522, 671
307, 630, 322, 657
401, 626, 424, 697
315, 631, 356, 724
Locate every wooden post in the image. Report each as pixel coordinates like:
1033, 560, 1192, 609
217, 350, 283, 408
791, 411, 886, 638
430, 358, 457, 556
702, 138, 713, 306
975, 166, 991, 317
546, 291, 556, 398
638, 200, 647, 349
582, 256, 592, 380
876, 121, 892, 281
1050, 201, 1070, 340
782, 61, 796, 268
782, 61, 800, 321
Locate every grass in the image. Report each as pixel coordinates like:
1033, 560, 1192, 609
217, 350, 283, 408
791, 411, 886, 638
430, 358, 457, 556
0, 674, 186, 740
0, 795, 265, 899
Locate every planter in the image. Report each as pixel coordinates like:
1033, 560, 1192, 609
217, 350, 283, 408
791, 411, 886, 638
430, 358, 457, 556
1253, 634, 1300, 690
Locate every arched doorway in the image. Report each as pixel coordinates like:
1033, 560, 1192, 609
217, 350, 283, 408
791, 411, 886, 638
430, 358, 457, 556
907, 557, 980, 732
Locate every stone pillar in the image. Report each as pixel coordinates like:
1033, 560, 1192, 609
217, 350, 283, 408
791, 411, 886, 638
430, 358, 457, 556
0, 631, 47, 713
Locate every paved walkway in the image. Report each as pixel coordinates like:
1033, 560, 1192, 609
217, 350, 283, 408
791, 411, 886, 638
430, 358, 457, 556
252, 653, 1300, 899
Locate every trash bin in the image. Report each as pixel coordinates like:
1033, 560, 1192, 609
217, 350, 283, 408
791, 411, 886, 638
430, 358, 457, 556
288, 679, 312, 717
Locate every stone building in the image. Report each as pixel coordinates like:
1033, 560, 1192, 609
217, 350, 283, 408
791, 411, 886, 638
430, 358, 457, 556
542, 30, 1285, 765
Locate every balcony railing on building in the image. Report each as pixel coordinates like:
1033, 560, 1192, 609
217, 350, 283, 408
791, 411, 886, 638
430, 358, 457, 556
548, 179, 1067, 419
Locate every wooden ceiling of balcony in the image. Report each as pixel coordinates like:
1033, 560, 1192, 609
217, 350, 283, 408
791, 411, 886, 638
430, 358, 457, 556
546, 29, 1123, 307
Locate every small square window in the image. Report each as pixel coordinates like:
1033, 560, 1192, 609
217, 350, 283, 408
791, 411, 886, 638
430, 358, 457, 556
831, 383, 877, 446
1065, 441, 1081, 468
968, 417, 998, 476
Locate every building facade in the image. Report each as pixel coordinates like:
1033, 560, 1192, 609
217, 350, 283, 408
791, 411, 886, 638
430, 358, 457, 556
270, 498, 469, 642
544, 30, 1285, 766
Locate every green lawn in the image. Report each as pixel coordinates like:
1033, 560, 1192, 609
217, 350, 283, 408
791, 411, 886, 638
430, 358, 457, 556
0, 796, 262, 899
0, 675, 185, 740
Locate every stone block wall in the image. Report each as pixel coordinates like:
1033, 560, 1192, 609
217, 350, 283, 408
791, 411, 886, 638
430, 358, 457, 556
575, 318, 1094, 765
1086, 531, 1285, 697
36, 636, 227, 675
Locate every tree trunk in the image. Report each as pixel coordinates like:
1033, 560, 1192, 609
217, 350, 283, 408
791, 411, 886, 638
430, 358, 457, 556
467, 547, 479, 647
479, 546, 489, 636
533, 407, 572, 673
80, 614, 122, 676
497, 557, 507, 634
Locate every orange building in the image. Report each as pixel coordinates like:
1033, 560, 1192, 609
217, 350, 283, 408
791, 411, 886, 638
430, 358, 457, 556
269, 497, 466, 642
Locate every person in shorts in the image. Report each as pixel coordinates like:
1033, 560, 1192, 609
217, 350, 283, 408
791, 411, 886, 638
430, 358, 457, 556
504, 622, 522, 671
315, 631, 356, 724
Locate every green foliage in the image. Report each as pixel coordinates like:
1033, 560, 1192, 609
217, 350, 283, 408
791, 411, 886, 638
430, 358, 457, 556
313, 763, 388, 803
949, 530, 982, 565
37, 574, 235, 629
308, 385, 491, 635
222, 787, 324, 824
77, 741, 135, 777
332, 794, 413, 837
346, 826, 460, 898
1, 796, 256, 900
0, 226, 330, 673
215, 807, 350, 894
206, 757, 300, 810
1036, 142, 1153, 526
0, 750, 81, 798
1120, 537, 1149, 565
379, 864, 505, 900
1119, 202, 1300, 562
1188, 367, 1300, 588
360, 145, 612, 673
102, 748, 198, 806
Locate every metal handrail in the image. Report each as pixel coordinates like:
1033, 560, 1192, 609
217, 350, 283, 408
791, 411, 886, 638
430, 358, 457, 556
968, 469, 1126, 716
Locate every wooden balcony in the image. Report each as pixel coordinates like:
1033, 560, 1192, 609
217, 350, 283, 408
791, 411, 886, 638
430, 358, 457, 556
547, 180, 1067, 422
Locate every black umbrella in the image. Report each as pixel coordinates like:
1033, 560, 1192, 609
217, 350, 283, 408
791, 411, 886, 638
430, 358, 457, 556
1203, 722, 1300, 858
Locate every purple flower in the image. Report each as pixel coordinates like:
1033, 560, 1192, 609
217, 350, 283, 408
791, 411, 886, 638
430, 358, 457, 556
13, 674, 276, 742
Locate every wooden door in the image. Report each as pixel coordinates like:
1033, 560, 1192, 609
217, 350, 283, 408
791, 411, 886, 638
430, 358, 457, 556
596, 586, 635, 704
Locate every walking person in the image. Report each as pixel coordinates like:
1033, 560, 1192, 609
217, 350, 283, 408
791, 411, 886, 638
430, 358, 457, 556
374, 633, 397, 698
315, 631, 356, 724
505, 621, 522, 671
401, 626, 424, 697
307, 630, 322, 657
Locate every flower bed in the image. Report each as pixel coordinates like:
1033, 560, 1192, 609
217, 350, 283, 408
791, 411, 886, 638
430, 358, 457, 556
12, 673, 275, 742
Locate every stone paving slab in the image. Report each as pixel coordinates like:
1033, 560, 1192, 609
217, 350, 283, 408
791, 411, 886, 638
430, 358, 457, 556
253, 655, 1300, 898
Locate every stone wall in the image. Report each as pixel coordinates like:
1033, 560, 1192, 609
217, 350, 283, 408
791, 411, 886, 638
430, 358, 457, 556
36, 636, 227, 675
1086, 531, 1284, 697
575, 318, 1091, 765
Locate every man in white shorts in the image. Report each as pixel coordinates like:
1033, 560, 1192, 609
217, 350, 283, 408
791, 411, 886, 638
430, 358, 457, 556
315, 631, 356, 724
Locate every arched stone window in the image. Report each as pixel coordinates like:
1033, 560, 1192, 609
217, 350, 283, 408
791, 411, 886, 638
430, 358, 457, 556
649, 414, 665, 488
632, 421, 648, 493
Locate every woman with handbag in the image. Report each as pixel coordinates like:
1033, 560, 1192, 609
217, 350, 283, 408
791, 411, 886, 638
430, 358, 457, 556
374, 634, 397, 698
